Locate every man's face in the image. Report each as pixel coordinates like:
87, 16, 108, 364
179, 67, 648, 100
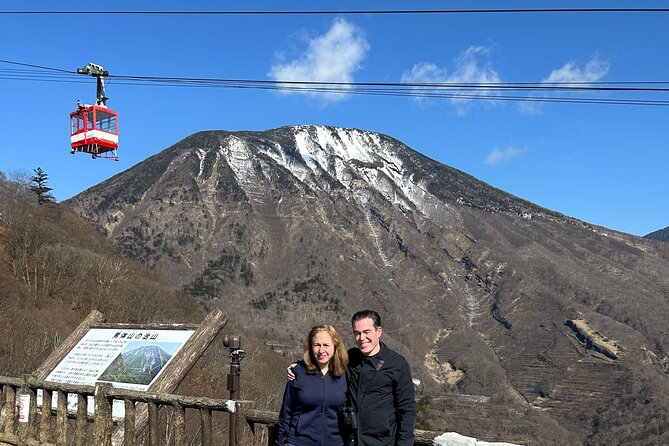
353, 317, 382, 356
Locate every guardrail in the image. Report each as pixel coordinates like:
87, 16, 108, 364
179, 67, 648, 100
1, 375, 442, 446
244, 408, 440, 446
0, 375, 235, 446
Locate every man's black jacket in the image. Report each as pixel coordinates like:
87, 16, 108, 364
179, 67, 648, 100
346, 342, 416, 446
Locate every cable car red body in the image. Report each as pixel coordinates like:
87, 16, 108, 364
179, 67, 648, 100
70, 105, 119, 160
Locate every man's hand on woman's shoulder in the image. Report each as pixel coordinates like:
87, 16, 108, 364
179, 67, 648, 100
287, 362, 297, 380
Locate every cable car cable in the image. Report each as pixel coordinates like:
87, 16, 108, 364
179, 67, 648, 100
2, 59, 669, 91
2, 59, 668, 107
2, 8, 669, 15
111, 74, 669, 92
0, 59, 74, 74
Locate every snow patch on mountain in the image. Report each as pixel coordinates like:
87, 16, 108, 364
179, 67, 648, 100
292, 126, 459, 223
196, 148, 207, 178
220, 136, 268, 208
216, 125, 459, 225
196, 147, 220, 204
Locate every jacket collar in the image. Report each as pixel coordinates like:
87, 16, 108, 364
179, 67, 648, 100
363, 341, 388, 365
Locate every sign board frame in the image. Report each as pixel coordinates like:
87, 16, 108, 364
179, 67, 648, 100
32, 309, 228, 445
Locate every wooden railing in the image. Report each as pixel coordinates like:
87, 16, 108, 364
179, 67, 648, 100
244, 409, 440, 446
0, 375, 236, 446
1, 375, 441, 446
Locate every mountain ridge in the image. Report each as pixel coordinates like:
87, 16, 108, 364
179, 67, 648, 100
74, 125, 567, 230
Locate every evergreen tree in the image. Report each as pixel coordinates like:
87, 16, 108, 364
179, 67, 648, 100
30, 167, 55, 205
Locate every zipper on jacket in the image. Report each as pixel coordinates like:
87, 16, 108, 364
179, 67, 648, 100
321, 372, 326, 446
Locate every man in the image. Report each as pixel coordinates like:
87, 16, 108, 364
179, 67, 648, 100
346, 309, 416, 446
288, 310, 416, 446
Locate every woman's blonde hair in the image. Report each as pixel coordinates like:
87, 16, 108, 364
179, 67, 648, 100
303, 325, 348, 377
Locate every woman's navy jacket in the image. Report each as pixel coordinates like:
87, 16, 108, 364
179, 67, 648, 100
277, 361, 347, 446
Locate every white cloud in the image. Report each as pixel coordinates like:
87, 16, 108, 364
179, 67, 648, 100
484, 146, 524, 166
269, 19, 369, 103
542, 56, 610, 84
519, 56, 610, 114
401, 46, 502, 113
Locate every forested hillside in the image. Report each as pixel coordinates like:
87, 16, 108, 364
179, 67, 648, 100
0, 172, 285, 418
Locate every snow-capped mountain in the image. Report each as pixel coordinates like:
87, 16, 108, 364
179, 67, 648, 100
66, 125, 669, 446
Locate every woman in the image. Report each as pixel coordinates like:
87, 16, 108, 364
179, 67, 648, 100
277, 325, 348, 446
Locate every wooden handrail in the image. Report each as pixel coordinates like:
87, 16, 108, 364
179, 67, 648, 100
1, 375, 236, 446
243, 409, 441, 446
3, 376, 442, 446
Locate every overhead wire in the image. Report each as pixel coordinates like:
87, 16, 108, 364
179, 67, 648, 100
111, 74, 669, 93
2, 8, 669, 15
1, 59, 668, 107
3, 9, 668, 106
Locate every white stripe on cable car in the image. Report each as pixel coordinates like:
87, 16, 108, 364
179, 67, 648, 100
71, 130, 118, 143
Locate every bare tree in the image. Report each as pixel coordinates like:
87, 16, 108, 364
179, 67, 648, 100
0, 170, 30, 223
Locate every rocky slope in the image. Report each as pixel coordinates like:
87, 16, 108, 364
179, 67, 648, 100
67, 125, 669, 445
645, 226, 669, 242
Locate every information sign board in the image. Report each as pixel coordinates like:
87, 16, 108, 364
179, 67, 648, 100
41, 327, 194, 417
46, 327, 194, 389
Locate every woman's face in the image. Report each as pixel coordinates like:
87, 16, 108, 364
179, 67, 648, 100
312, 331, 335, 368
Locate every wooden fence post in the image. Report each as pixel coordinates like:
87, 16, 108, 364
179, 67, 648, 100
200, 407, 212, 446
172, 403, 185, 446
39, 388, 52, 443
0, 382, 18, 446
147, 402, 158, 446
123, 400, 136, 446
94, 383, 113, 446
56, 389, 67, 446
17, 375, 37, 443
74, 394, 88, 446
1, 384, 16, 435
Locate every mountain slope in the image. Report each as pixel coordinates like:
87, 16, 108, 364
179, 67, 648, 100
645, 226, 669, 242
66, 125, 669, 445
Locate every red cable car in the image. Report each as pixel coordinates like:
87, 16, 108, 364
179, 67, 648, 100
70, 105, 118, 160
70, 63, 119, 160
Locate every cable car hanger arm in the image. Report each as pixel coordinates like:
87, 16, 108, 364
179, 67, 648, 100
76, 62, 109, 107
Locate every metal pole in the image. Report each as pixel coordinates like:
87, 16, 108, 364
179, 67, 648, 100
224, 335, 245, 446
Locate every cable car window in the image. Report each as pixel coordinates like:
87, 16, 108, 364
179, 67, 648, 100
86, 110, 94, 130
71, 113, 84, 133
96, 110, 117, 133
70, 115, 79, 133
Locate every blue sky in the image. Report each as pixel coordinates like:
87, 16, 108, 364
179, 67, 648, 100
1, 1, 667, 236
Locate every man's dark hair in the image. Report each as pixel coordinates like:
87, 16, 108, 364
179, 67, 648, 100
351, 309, 381, 328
